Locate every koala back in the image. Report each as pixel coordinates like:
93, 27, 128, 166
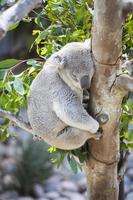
27, 67, 82, 141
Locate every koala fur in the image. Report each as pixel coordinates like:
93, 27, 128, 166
122, 59, 133, 76
27, 40, 100, 150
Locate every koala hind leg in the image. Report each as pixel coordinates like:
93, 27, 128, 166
54, 127, 101, 150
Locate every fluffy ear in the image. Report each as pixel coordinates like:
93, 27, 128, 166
54, 54, 65, 69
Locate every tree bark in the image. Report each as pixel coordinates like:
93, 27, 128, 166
84, 0, 128, 199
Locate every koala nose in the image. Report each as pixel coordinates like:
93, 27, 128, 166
80, 76, 90, 89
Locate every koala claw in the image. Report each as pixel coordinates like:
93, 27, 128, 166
33, 134, 42, 141
94, 127, 103, 140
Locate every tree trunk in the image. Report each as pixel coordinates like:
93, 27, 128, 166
84, 0, 127, 199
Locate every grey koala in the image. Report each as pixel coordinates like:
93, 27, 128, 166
122, 59, 133, 75
27, 40, 101, 150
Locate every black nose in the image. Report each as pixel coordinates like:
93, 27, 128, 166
80, 76, 90, 89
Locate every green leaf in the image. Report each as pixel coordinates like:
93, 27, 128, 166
0, 130, 10, 142
124, 131, 133, 141
5, 82, 12, 92
68, 155, 78, 174
8, 22, 20, 31
128, 143, 133, 148
13, 77, 25, 95
48, 146, 57, 153
0, 69, 7, 80
26, 60, 41, 68
0, 94, 10, 109
0, 80, 5, 89
0, 59, 20, 69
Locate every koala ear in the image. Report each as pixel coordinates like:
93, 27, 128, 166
54, 54, 65, 69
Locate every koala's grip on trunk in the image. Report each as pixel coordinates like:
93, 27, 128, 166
27, 40, 100, 150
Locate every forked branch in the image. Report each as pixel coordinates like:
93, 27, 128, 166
116, 73, 133, 92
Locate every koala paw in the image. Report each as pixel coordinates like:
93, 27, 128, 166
94, 127, 103, 140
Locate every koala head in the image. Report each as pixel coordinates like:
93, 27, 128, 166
49, 41, 94, 90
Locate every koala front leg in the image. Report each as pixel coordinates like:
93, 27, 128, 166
54, 127, 101, 150
53, 96, 99, 134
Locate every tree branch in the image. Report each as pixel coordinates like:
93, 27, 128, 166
122, 0, 133, 17
10, 58, 43, 75
0, 109, 33, 133
116, 73, 133, 92
115, 59, 133, 91
0, 0, 42, 39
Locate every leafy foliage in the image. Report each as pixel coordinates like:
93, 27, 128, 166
14, 139, 53, 195
123, 15, 133, 58
120, 98, 133, 150
0, 59, 43, 140
48, 145, 88, 173
32, 0, 93, 58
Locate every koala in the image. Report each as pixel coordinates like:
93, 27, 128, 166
122, 59, 133, 76
27, 40, 101, 150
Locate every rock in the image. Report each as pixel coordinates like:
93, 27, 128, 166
126, 192, 133, 200
124, 176, 132, 185
37, 199, 49, 200
0, 184, 3, 192
2, 175, 17, 189
4, 145, 17, 158
125, 183, 133, 195
126, 155, 133, 169
44, 174, 64, 192
55, 198, 69, 200
1, 158, 16, 174
0, 191, 18, 200
33, 184, 45, 198
17, 197, 34, 200
46, 191, 60, 199
44, 182, 61, 193
45, 174, 64, 185
61, 180, 78, 192
127, 168, 133, 179
62, 191, 85, 200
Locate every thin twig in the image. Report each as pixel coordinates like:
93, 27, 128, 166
0, 109, 33, 133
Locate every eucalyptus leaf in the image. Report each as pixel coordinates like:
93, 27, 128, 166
68, 155, 78, 174
13, 77, 25, 95
0, 69, 7, 80
0, 59, 20, 69
0, 130, 9, 142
